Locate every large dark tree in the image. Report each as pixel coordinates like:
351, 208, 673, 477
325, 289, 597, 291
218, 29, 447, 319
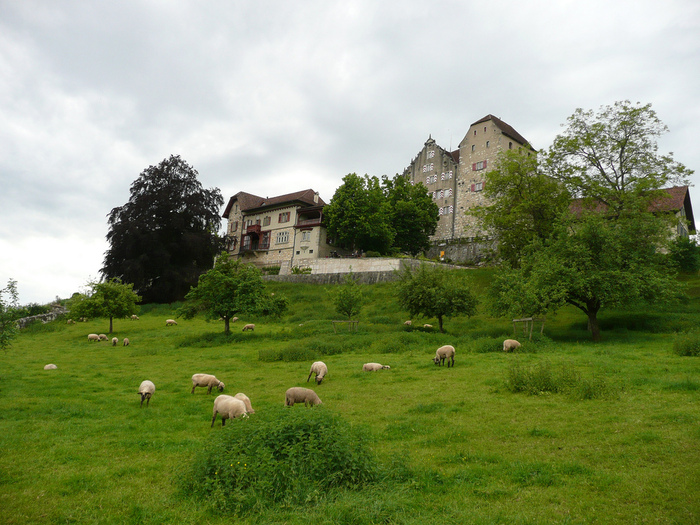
102, 155, 224, 303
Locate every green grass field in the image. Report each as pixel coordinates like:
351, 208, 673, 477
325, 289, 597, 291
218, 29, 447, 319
1, 270, 699, 524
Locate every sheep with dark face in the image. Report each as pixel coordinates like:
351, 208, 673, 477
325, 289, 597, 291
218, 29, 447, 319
87, 334, 100, 342
307, 361, 328, 384
433, 345, 455, 367
112, 337, 118, 346
362, 363, 391, 371
234, 393, 255, 414
285, 387, 322, 407
503, 339, 521, 352
191, 374, 225, 394
138, 380, 155, 407
211, 395, 248, 426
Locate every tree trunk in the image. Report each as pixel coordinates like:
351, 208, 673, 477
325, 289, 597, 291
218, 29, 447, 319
224, 317, 230, 334
438, 315, 444, 333
109, 316, 113, 334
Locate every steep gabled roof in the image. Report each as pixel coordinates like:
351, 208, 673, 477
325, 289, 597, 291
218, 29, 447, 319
471, 114, 535, 151
222, 189, 325, 218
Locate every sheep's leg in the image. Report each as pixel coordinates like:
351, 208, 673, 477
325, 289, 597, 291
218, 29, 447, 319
207, 386, 212, 394
146, 394, 151, 407
307, 371, 313, 382
191, 385, 196, 394
211, 414, 217, 428
140, 394, 145, 408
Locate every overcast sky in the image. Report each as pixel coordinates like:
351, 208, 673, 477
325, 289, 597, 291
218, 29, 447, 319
1, 0, 699, 305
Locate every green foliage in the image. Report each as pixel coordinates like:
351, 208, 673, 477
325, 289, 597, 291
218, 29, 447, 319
669, 236, 700, 273
182, 407, 377, 515
102, 154, 224, 303
396, 263, 478, 332
673, 331, 700, 356
332, 273, 364, 320
0, 279, 20, 352
68, 278, 140, 333
290, 265, 312, 274
260, 266, 281, 275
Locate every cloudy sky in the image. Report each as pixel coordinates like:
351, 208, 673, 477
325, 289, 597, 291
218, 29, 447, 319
1, 0, 699, 305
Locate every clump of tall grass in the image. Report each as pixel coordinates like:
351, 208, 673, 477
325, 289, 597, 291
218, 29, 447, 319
505, 360, 619, 400
181, 407, 377, 516
672, 331, 700, 356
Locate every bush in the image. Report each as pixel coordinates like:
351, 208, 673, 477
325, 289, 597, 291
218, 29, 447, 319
505, 360, 618, 399
669, 236, 700, 273
181, 407, 377, 515
261, 266, 281, 275
673, 332, 700, 356
291, 266, 312, 275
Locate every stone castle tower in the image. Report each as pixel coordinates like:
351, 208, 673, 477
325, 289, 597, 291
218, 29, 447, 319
402, 114, 534, 262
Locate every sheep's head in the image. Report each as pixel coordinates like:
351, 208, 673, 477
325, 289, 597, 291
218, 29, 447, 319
315, 377, 323, 385
217, 382, 225, 392
382, 365, 391, 369
433, 356, 441, 365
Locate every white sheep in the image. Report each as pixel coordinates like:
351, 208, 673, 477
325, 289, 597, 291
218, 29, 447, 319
362, 362, 391, 372
191, 373, 225, 394
130, 315, 139, 320
211, 395, 248, 427
307, 361, 328, 384
433, 344, 455, 367
66, 319, 75, 324
166, 319, 178, 326
423, 324, 433, 329
242, 323, 255, 331
98, 334, 108, 341
123, 337, 130, 346
112, 337, 118, 346
138, 380, 155, 407
503, 339, 522, 352
285, 387, 323, 407
404, 320, 412, 326
232, 316, 239, 323
87, 333, 100, 342
44, 364, 58, 370
234, 392, 255, 414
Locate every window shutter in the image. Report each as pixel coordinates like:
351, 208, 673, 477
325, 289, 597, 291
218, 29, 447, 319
482, 181, 485, 190
483, 160, 487, 169
471, 184, 475, 192
472, 163, 476, 171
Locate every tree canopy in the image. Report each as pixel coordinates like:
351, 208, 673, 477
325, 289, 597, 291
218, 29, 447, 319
69, 278, 141, 334
0, 279, 20, 352
332, 273, 364, 320
180, 253, 287, 334
396, 263, 478, 333
102, 155, 224, 303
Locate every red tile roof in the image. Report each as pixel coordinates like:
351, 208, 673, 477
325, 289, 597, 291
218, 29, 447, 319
222, 189, 325, 217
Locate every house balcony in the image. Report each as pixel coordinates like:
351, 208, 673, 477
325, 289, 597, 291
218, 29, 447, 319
295, 218, 322, 228
245, 224, 261, 235
240, 241, 270, 253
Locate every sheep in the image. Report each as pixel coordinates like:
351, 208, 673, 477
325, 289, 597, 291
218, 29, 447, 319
191, 373, 225, 394
112, 337, 118, 346
130, 315, 139, 320
234, 392, 255, 414
503, 339, 522, 352
307, 361, 328, 384
404, 320, 412, 326
66, 319, 75, 324
242, 323, 255, 331
232, 316, 239, 323
433, 345, 455, 367
87, 333, 100, 342
44, 364, 58, 370
166, 319, 178, 326
98, 334, 108, 341
211, 395, 248, 427
285, 387, 322, 407
138, 380, 155, 407
123, 337, 130, 346
423, 324, 433, 329
362, 362, 391, 372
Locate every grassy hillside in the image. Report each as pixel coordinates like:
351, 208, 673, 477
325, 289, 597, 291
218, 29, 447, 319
1, 268, 699, 524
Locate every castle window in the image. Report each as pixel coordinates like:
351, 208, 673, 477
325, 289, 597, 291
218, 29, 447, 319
276, 231, 290, 244
471, 144, 475, 152
472, 160, 487, 171
231, 221, 238, 232
263, 216, 271, 226
509, 142, 513, 149
474, 130, 477, 135
301, 231, 311, 242
278, 211, 291, 223
486, 140, 490, 148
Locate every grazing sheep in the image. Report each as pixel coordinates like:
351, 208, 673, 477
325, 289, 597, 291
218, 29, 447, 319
66, 319, 75, 324
362, 362, 391, 372
98, 334, 108, 341
138, 380, 155, 407
123, 337, 130, 346
423, 324, 433, 329
242, 323, 255, 332
87, 333, 100, 342
211, 395, 248, 427
232, 316, 239, 323
191, 373, 225, 394
307, 361, 328, 384
503, 339, 522, 352
433, 345, 455, 367
404, 320, 412, 326
234, 392, 255, 414
285, 387, 323, 407
79, 317, 88, 322
166, 319, 178, 326
130, 315, 139, 320
44, 364, 58, 370
112, 337, 118, 346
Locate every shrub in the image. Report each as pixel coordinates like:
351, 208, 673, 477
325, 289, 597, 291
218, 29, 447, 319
669, 236, 700, 273
673, 332, 700, 356
505, 360, 618, 399
261, 266, 281, 275
181, 407, 377, 515
291, 266, 312, 275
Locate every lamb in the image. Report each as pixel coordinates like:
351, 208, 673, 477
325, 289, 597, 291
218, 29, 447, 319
87, 333, 100, 342
307, 361, 328, 384
362, 362, 391, 372
211, 395, 248, 427
191, 373, 225, 394
138, 380, 155, 407
503, 339, 522, 352
285, 387, 323, 407
112, 337, 118, 346
234, 392, 255, 414
123, 337, 130, 346
242, 323, 255, 331
98, 334, 108, 341
433, 344, 455, 367
44, 364, 58, 370
166, 319, 178, 326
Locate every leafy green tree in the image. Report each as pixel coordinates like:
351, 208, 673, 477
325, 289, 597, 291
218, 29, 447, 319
382, 174, 439, 256
396, 263, 478, 332
180, 253, 286, 334
332, 273, 364, 320
69, 278, 141, 334
471, 150, 570, 267
324, 173, 394, 254
669, 236, 700, 273
0, 279, 20, 352
102, 155, 224, 303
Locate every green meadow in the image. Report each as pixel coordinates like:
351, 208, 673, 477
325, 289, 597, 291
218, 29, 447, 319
1, 269, 699, 524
